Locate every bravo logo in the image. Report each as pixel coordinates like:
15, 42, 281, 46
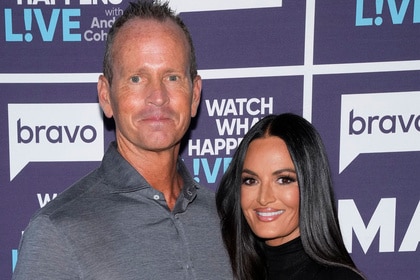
8, 103, 104, 181
339, 91, 420, 173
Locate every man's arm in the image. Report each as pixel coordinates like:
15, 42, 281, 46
12, 215, 80, 279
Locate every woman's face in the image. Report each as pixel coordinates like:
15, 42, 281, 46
240, 136, 300, 246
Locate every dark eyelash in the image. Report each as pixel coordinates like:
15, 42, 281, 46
241, 177, 250, 183
241, 176, 255, 184
279, 176, 297, 183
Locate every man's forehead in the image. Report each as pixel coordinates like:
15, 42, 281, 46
112, 18, 189, 54
118, 17, 180, 36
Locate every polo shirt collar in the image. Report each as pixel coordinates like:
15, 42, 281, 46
100, 142, 200, 202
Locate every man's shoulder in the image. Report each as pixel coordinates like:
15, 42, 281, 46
195, 183, 215, 195
194, 184, 216, 202
32, 168, 104, 221
188, 184, 220, 216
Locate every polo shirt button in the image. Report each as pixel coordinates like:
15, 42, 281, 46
153, 195, 159, 200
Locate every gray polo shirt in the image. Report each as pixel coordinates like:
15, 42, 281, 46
13, 142, 232, 279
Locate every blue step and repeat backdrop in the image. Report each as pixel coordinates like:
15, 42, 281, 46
1, 0, 419, 279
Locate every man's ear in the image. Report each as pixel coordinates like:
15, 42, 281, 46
97, 75, 113, 118
191, 75, 202, 117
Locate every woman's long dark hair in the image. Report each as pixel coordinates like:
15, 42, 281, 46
216, 113, 364, 279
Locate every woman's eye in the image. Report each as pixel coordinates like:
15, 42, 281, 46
130, 76, 141, 83
278, 176, 296, 185
242, 177, 256, 186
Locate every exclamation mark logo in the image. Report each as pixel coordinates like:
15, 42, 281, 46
375, 0, 384, 25
24, 9, 33, 42
193, 158, 200, 183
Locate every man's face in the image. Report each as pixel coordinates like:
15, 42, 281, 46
99, 18, 201, 154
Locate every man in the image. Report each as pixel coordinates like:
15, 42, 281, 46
13, 1, 232, 279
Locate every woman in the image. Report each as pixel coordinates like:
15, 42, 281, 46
216, 113, 365, 280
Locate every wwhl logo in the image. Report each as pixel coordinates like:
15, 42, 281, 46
8, 103, 104, 181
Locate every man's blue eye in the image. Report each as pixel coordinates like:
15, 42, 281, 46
131, 76, 140, 83
168, 75, 178, 81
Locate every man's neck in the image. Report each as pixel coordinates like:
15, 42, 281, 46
117, 142, 182, 210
